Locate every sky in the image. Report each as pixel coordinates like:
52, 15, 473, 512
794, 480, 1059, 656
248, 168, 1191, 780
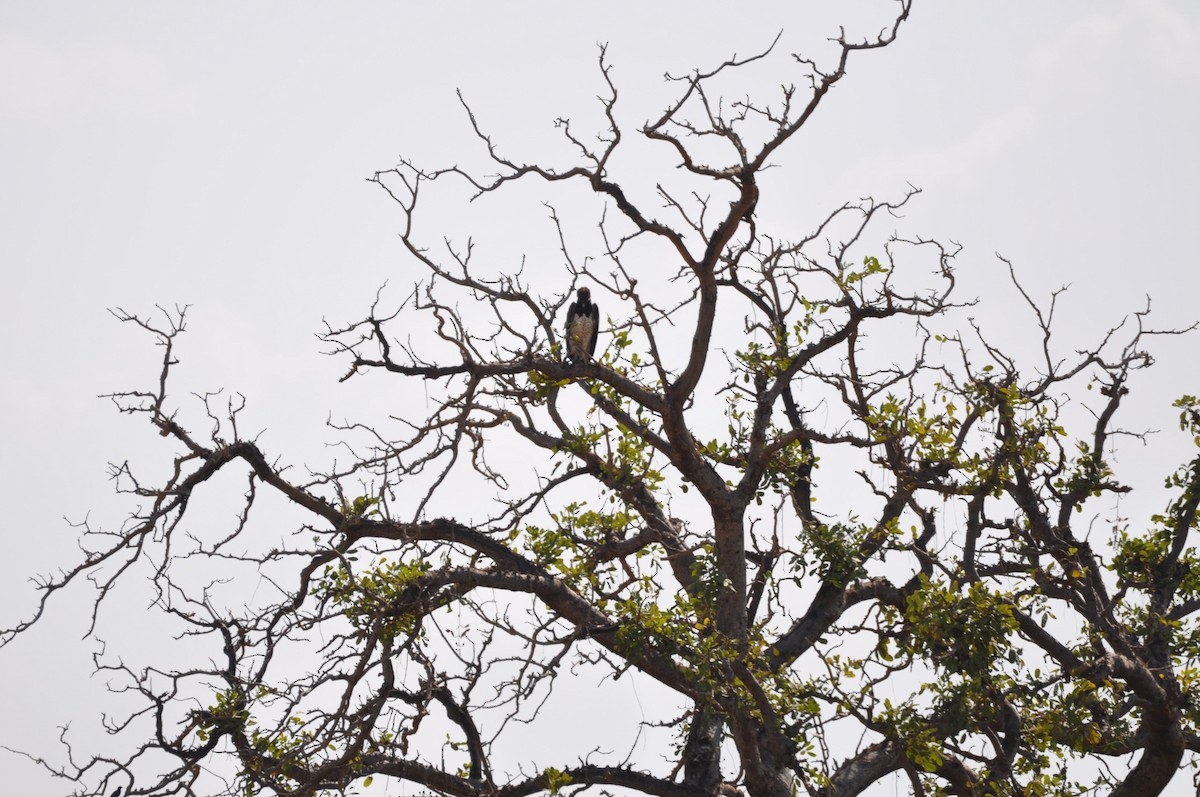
1, 1, 1199, 794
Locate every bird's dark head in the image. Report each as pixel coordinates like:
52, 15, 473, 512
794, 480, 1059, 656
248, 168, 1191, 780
576, 287, 591, 304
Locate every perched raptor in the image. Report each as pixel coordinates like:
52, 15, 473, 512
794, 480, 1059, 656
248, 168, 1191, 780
565, 287, 599, 362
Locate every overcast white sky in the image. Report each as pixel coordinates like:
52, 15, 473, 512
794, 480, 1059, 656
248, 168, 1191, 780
2, 1, 1199, 794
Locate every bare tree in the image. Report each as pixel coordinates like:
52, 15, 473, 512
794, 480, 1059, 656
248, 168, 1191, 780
7, 3, 1200, 795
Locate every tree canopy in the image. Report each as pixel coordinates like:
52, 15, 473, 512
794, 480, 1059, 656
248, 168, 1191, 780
6, 3, 1200, 796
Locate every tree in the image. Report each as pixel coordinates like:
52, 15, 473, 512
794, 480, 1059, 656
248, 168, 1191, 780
6, 2, 1200, 795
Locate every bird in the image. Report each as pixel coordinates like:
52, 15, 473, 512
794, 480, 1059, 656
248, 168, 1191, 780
565, 287, 599, 362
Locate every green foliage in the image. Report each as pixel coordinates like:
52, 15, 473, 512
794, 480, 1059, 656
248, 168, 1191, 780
798, 521, 867, 588
614, 594, 694, 665
875, 699, 944, 773
557, 385, 665, 493
841, 254, 889, 288
1057, 441, 1111, 502
543, 767, 573, 796
319, 557, 431, 644
527, 369, 572, 402
521, 503, 640, 593
901, 577, 1017, 675
1177, 394, 1200, 442
735, 340, 794, 381
339, 495, 380, 519
197, 688, 251, 742
611, 556, 733, 696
